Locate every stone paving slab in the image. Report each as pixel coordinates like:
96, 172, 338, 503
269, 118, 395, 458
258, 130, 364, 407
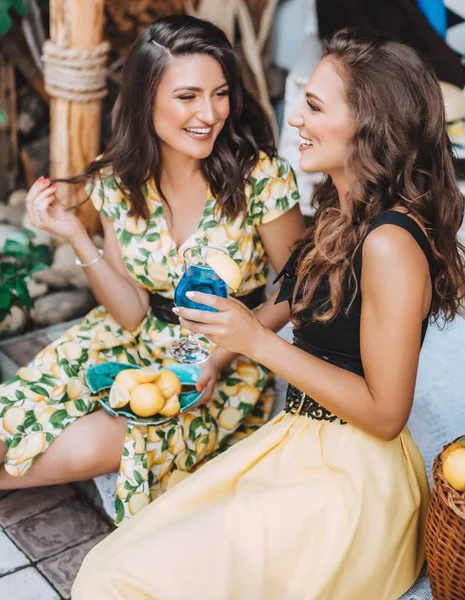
0, 566, 60, 600
0, 485, 75, 528
0, 531, 30, 575
6, 498, 111, 562
37, 532, 108, 599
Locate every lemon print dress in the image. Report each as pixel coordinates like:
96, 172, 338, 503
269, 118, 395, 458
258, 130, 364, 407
0, 153, 300, 524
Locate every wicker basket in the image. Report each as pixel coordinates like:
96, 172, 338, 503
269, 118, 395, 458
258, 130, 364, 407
425, 438, 465, 600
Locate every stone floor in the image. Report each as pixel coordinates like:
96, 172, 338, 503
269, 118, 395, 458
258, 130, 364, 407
0, 485, 112, 599
0, 321, 114, 599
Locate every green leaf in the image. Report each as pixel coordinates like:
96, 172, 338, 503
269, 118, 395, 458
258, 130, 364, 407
0, 287, 12, 310
23, 414, 37, 429
119, 231, 132, 247
134, 471, 145, 486
31, 422, 43, 432
161, 438, 169, 452
138, 276, 154, 287
29, 385, 49, 397
276, 196, 290, 213
291, 191, 300, 200
146, 233, 161, 242
14, 280, 33, 308
115, 497, 125, 525
49, 409, 68, 428
103, 178, 117, 190
189, 417, 204, 441
254, 177, 270, 197
278, 162, 287, 178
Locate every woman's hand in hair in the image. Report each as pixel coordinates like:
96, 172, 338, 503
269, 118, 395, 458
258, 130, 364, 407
176, 293, 267, 359
25, 177, 85, 243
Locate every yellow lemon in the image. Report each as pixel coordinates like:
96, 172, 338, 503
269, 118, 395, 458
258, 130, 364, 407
61, 342, 82, 361
155, 450, 168, 465
88, 348, 100, 360
443, 442, 465, 492
161, 358, 178, 367
150, 487, 162, 501
147, 450, 156, 470
35, 406, 56, 427
129, 384, 165, 417
3, 407, 26, 435
270, 177, 288, 198
239, 234, 253, 259
124, 215, 146, 235
147, 262, 169, 284
50, 363, 62, 378
109, 381, 131, 409
205, 428, 218, 454
95, 331, 119, 349
131, 426, 146, 454
219, 381, 241, 397
195, 434, 209, 461
115, 369, 158, 393
225, 222, 242, 241
120, 458, 134, 478
176, 451, 191, 471
116, 482, 130, 500
128, 492, 150, 515
8, 432, 46, 464
237, 362, 259, 385
64, 400, 88, 417
67, 378, 83, 400
155, 370, 181, 399
23, 388, 46, 403
238, 384, 261, 405
168, 428, 185, 455
17, 367, 42, 382
147, 426, 161, 443
159, 459, 172, 479
259, 184, 271, 202
37, 347, 57, 364
166, 469, 190, 491
182, 413, 196, 439
148, 329, 163, 342
159, 394, 180, 417
205, 252, 242, 292
208, 224, 229, 246
218, 406, 242, 431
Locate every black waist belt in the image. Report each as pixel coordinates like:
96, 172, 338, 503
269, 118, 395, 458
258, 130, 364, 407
285, 384, 347, 425
149, 285, 267, 325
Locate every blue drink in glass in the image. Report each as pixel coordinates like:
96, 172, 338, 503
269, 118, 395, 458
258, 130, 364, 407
175, 265, 228, 311
170, 246, 229, 364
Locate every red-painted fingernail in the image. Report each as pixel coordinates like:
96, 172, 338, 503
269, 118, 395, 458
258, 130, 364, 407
196, 383, 204, 392
51, 184, 57, 189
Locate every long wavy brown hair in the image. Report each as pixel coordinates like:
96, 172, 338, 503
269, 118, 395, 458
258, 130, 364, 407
293, 29, 465, 324
59, 14, 275, 221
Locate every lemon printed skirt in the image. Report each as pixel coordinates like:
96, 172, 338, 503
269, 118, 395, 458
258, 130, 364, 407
73, 410, 430, 600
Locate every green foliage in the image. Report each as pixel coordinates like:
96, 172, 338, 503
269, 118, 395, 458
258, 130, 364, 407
0, 0, 27, 36
0, 228, 52, 323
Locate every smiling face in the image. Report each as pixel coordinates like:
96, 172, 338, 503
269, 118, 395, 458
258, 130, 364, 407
288, 57, 355, 181
152, 53, 230, 161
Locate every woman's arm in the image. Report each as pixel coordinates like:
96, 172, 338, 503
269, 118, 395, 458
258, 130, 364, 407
210, 204, 305, 371
179, 225, 431, 440
71, 216, 149, 331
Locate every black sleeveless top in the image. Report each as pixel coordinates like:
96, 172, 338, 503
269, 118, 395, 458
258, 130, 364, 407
275, 211, 437, 377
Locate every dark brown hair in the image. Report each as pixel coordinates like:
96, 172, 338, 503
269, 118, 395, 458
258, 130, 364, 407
293, 29, 465, 324
61, 14, 276, 221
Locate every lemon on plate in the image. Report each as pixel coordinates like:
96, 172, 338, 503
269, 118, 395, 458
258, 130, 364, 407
109, 381, 131, 409
115, 368, 159, 393
159, 394, 181, 417
129, 383, 165, 417
205, 251, 242, 292
155, 370, 182, 399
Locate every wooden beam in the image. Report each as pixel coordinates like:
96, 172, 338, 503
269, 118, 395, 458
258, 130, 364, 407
0, 52, 18, 202
49, 0, 105, 235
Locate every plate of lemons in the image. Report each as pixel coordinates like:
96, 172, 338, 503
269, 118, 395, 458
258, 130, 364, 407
86, 362, 204, 426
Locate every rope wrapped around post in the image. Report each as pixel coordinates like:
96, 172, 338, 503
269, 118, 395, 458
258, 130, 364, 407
42, 40, 111, 102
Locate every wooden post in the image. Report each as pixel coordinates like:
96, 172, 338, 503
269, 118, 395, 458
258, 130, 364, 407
0, 52, 17, 203
49, 0, 105, 234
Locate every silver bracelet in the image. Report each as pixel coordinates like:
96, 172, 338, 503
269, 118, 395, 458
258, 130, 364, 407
75, 248, 104, 268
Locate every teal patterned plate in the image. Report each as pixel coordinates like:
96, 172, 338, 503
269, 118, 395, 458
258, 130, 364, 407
86, 362, 203, 426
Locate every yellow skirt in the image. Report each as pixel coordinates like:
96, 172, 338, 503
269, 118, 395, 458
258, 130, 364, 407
73, 409, 429, 600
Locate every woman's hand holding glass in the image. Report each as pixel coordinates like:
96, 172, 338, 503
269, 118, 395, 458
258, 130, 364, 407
175, 292, 268, 359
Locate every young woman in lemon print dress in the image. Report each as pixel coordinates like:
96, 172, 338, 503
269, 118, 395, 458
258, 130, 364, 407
0, 15, 304, 524
73, 30, 465, 599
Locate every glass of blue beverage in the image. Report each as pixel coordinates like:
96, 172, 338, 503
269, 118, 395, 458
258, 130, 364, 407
170, 245, 229, 364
